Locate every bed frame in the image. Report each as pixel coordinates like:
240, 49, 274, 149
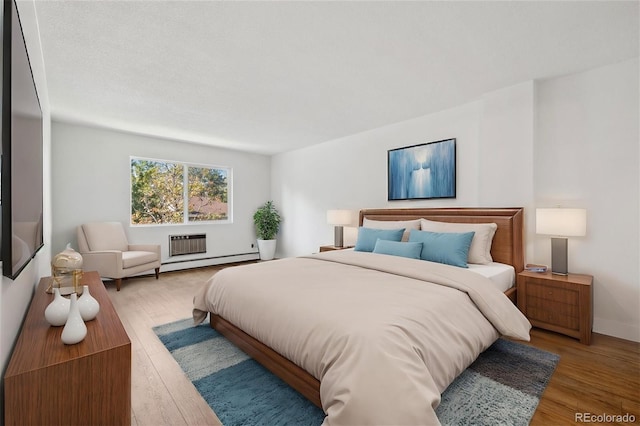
210, 207, 524, 409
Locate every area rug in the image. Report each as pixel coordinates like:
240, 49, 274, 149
153, 318, 559, 426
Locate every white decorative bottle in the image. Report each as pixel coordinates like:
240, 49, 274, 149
61, 293, 87, 345
77, 285, 100, 321
44, 288, 70, 326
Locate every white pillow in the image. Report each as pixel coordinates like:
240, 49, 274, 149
362, 218, 421, 242
419, 218, 497, 264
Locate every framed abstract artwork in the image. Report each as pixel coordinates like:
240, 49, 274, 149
387, 138, 456, 201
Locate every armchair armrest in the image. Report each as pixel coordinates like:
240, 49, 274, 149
81, 251, 124, 278
128, 244, 161, 257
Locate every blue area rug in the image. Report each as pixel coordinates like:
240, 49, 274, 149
153, 318, 559, 426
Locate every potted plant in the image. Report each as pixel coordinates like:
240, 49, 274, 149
253, 201, 282, 260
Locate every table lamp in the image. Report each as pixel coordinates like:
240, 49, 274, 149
326, 210, 352, 248
536, 208, 587, 275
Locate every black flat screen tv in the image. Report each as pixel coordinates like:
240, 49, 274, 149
1, 0, 44, 279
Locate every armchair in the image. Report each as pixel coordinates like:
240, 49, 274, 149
77, 222, 161, 291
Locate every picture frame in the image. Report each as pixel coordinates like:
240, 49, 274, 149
387, 138, 456, 201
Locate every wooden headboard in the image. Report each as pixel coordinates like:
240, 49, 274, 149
359, 207, 524, 273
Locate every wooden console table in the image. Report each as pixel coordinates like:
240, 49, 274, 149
4, 271, 131, 425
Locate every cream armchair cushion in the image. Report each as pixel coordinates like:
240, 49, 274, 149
77, 222, 161, 291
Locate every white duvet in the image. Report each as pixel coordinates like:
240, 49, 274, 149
193, 250, 531, 426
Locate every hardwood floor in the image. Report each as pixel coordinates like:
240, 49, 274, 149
524, 330, 640, 425
107, 265, 640, 425
107, 266, 224, 426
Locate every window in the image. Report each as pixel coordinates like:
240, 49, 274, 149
130, 157, 230, 225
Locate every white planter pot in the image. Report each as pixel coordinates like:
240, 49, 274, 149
257, 239, 277, 260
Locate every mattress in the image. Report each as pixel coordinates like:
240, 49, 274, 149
468, 262, 516, 292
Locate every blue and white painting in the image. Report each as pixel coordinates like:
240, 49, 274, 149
388, 138, 456, 200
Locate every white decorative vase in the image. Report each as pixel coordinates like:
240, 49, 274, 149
257, 239, 277, 261
44, 288, 70, 326
77, 285, 100, 321
61, 293, 87, 345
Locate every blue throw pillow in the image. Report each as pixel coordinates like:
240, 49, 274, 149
354, 227, 405, 252
372, 239, 423, 259
408, 230, 475, 268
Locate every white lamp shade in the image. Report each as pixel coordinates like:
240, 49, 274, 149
326, 210, 352, 226
536, 208, 587, 237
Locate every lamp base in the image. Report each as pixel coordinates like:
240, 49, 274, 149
334, 226, 344, 248
551, 237, 568, 275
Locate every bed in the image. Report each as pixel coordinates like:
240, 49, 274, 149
193, 207, 530, 425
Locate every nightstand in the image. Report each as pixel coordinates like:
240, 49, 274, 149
517, 270, 593, 345
319, 245, 354, 252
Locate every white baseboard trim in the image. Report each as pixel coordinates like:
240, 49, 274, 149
160, 253, 260, 273
593, 317, 640, 343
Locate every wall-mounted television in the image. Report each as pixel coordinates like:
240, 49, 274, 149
1, 0, 44, 279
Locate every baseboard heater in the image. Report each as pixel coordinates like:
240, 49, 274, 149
169, 234, 207, 256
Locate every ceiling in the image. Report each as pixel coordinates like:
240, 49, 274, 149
32, 1, 638, 155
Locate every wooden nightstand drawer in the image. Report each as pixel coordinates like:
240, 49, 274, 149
526, 282, 578, 305
526, 296, 579, 318
526, 306, 579, 330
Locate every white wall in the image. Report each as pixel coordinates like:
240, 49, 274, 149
272, 100, 484, 256
272, 61, 639, 342
1, 0, 53, 410
534, 58, 639, 342
51, 122, 271, 270
272, 82, 536, 257
478, 82, 536, 257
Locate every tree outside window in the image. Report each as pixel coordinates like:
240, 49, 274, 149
131, 157, 230, 225
188, 166, 228, 221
